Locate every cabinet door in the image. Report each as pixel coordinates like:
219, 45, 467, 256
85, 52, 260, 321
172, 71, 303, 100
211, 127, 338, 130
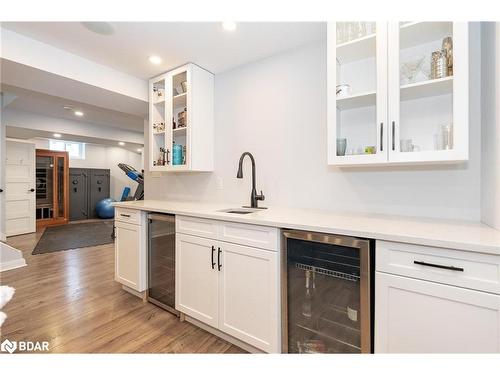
218, 242, 279, 352
327, 22, 388, 166
115, 221, 146, 291
175, 233, 219, 328
375, 272, 500, 353
388, 22, 468, 164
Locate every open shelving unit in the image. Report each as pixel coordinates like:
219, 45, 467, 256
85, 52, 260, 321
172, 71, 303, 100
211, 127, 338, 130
148, 63, 214, 172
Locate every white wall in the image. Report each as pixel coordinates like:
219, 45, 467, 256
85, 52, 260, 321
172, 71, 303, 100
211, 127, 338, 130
481, 23, 500, 229
145, 34, 482, 221
32, 138, 142, 200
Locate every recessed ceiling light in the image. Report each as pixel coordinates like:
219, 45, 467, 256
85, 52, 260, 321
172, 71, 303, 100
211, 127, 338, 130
81, 22, 115, 35
148, 55, 162, 65
74, 110, 84, 117
63, 106, 73, 111
119, 142, 125, 146
222, 21, 237, 31
53, 133, 62, 138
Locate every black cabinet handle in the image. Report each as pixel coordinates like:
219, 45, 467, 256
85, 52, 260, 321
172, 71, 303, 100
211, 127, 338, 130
0, 188, 3, 193
217, 247, 222, 271
29, 188, 35, 192
120, 214, 131, 218
392, 121, 396, 151
211, 246, 216, 269
380, 122, 384, 152
414, 260, 464, 272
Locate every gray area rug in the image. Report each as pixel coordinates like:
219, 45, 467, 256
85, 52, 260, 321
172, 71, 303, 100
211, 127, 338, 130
32, 221, 114, 255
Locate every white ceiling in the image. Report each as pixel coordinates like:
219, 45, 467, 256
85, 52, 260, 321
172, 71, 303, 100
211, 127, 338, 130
1, 84, 145, 132
6, 126, 144, 154
1, 22, 326, 79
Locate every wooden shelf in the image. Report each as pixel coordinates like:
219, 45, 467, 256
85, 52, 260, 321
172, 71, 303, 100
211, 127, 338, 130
400, 22, 452, 50
400, 76, 453, 101
336, 91, 376, 110
173, 92, 187, 109
173, 127, 187, 133
336, 33, 376, 64
152, 131, 165, 135
153, 98, 165, 105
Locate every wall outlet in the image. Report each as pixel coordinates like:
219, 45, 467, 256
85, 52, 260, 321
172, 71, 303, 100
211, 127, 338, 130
216, 176, 224, 190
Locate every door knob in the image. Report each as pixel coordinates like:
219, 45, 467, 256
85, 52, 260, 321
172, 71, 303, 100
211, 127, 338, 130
29, 188, 35, 192
0, 188, 3, 193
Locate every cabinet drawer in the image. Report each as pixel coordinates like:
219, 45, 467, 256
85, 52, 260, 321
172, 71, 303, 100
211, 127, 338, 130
219, 221, 278, 251
377, 240, 500, 294
115, 208, 142, 225
176, 215, 218, 240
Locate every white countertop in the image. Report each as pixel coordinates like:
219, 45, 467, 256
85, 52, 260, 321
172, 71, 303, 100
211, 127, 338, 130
113, 200, 500, 255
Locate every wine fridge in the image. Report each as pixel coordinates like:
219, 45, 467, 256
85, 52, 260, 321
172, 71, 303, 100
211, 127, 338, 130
147, 213, 178, 316
281, 230, 373, 353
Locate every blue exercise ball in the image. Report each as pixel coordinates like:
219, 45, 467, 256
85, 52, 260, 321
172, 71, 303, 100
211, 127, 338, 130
96, 198, 116, 219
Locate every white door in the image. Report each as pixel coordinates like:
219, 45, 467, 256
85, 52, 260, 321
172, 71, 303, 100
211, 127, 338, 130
175, 233, 219, 328
387, 22, 469, 164
5, 140, 36, 236
218, 242, 280, 353
375, 272, 500, 353
115, 221, 143, 291
327, 22, 389, 166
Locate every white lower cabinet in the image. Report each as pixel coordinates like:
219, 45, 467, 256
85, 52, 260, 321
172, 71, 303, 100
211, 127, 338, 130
175, 230, 280, 353
219, 242, 279, 352
115, 220, 147, 292
176, 233, 219, 327
375, 272, 500, 353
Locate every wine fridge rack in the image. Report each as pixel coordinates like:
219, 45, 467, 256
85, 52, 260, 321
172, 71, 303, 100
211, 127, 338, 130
295, 262, 359, 282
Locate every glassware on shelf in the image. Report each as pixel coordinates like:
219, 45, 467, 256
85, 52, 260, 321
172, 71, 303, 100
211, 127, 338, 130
431, 49, 448, 80
442, 37, 453, 76
336, 22, 375, 44
434, 123, 453, 150
400, 139, 420, 152
336, 138, 347, 156
400, 56, 426, 85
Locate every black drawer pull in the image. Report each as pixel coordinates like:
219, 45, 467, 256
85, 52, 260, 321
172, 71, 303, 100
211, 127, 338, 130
217, 247, 222, 271
211, 246, 216, 269
120, 214, 131, 218
414, 260, 464, 272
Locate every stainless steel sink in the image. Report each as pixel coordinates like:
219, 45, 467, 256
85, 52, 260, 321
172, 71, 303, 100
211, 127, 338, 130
218, 208, 259, 214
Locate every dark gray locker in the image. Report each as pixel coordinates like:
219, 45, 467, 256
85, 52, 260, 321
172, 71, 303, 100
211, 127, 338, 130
69, 168, 89, 221
89, 169, 110, 219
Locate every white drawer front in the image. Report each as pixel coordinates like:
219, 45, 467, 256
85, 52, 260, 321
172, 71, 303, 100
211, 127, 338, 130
219, 221, 278, 251
377, 240, 500, 294
176, 215, 218, 240
115, 208, 142, 225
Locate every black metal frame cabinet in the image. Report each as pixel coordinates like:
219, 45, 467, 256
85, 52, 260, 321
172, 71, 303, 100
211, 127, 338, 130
69, 168, 110, 220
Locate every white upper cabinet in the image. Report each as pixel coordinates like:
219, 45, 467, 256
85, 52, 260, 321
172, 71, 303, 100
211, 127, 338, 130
328, 22, 469, 166
149, 63, 214, 172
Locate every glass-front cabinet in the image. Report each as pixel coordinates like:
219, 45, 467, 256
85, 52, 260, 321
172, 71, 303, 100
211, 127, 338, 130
328, 22, 469, 166
149, 63, 214, 172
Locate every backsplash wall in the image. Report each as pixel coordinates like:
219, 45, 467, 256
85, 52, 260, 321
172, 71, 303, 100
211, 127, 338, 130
145, 35, 482, 221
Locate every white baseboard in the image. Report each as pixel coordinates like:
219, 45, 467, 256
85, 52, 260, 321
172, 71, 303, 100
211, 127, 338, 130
0, 258, 27, 272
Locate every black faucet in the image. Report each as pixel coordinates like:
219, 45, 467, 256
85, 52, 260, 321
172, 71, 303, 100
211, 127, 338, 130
237, 152, 265, 208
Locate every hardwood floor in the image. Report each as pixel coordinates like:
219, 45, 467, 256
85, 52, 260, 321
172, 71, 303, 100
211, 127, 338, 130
0, 229, 246, 353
